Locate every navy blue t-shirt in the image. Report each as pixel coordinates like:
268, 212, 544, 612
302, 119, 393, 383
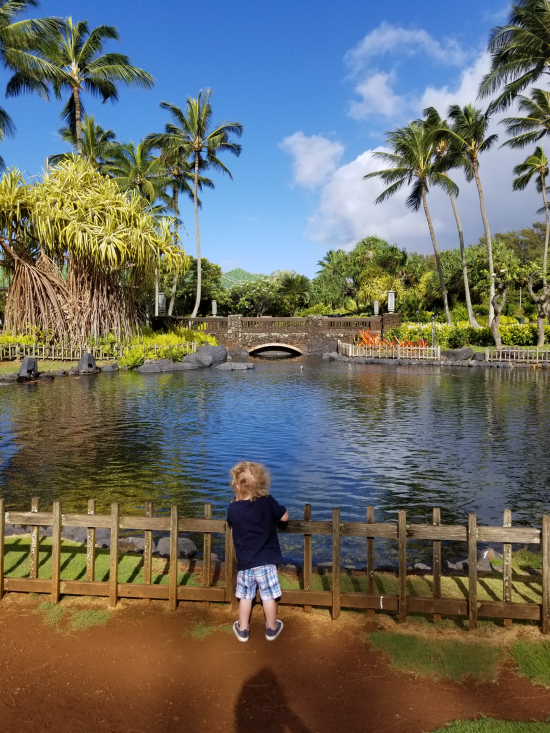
227, 494, 287, 571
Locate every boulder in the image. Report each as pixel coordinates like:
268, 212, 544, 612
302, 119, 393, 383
183, 352, 213, 368
321, 353, 331, 359
441, 347, 474, 362
155, 536, 197, 559
328, 352, 340, 361
0, 373, 18, 382
123, 537, 155, 553
240, 350, 250, 358
196, 344, 228, 362
413, 562, 432, 572
53, 369, 68, 376
215, 362, 254, 371
137, 362, 162, 373
100, 363, 119, 372
77, 352, 99, 374
95, 528, 111, 542
472, 351, 486, 361
96, 537, 111, 549
4, 525, 26, 536
159, 362, 198, 372
62, 527, 88, 544
18, 356, 39, 380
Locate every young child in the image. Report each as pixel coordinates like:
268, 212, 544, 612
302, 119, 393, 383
227, 461, 288, 642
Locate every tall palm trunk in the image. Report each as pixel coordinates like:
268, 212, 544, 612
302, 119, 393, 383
542, 171, 549, 275
168, 187, 179, 316
448, 192, 480, 329
472, 161, 495, 325
73, 86, 83, 156
421, 184, 452, 325
154, 268, 159, 317
191, 152, 202, 318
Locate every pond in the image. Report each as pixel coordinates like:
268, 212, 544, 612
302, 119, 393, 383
1, 358, 549, 565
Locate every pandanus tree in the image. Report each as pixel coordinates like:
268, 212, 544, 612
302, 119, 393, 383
146, 91, 243, 318
6, 17, 154, 155
48, 114, 116, 172
513, 146, 550, 344
421, 107, 480, 329
365, 122, 454, 325
444, 104, 498, 325
479, 0, 550, 112
0, 158, 182, 340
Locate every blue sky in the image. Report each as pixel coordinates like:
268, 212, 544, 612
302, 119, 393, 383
2, 0, 530, 277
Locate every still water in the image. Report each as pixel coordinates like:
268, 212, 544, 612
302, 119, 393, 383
1, 358, 549, 564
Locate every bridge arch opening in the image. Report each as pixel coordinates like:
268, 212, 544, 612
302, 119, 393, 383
248, 343, 304, 359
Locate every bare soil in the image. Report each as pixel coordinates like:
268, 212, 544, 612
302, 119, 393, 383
0, 595, 549, 733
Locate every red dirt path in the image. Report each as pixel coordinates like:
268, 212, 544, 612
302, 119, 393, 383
0, 595, 549, 733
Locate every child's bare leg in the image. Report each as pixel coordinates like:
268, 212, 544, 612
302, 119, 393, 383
262, 599, 277, 630
238, 599, 253, 630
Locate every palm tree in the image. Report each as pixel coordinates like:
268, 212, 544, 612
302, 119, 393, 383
146, 91, 243, 318
149, 127, 214, 316
501, 88, 550, 149
479, 0, 550, 111
106, 140, 169, 206
513, 146, 550, 344
365, 123, 455, 325
280, 273, 310, 316
48, 114, 115, 171
6, 17, 154, 155
444, 104, 498, 325
422, 107, 480, 329
0, 0, 61, 168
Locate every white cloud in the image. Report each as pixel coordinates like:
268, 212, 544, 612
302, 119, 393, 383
348, 71, 408, 119
279, 131, 344, 189
419, 52, 491, 114
345, 22, 468, 74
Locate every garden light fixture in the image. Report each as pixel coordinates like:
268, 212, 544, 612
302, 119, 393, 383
387, 291, 396, 313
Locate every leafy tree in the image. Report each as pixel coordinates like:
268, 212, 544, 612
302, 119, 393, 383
365, 122, 455, 324
7, 17, 154, 154
495, 223, 545, 265
445, 104, 498, 325
279, 273, 310, 316
49, 114, 115, 171
479, 0, 550, 111
159, 255, 221, 316
217, 279, 285, 317
422, 106, 480, 328
146, 91, 242, 318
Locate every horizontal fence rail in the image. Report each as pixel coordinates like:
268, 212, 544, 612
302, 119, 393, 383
1, 498, 548, 632
0, 342, 197, 362
338, 341, 441, 360
486, 347, 550, 363
186, 318, 228, 332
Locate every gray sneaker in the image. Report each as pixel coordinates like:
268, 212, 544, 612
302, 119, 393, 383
233, 621, 249, 643
265, 619, 283, 641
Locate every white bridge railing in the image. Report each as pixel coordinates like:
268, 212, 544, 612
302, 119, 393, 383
485, 347, 550, 363
338, 341, 440, 360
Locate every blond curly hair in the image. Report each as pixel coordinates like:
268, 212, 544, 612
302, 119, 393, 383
230, 461, 271, 501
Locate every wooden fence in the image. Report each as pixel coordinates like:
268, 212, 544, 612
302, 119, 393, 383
1, 498, 548, 633
486, 347, 550, 363
338, 341, 441, 361
0, 341, 197, 362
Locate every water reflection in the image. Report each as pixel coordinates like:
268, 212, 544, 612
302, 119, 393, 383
1, 360, 549, 564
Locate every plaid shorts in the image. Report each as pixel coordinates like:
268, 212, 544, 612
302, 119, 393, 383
235, 564, 282, 601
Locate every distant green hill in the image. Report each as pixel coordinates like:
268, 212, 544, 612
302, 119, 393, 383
220, 268, 267, 289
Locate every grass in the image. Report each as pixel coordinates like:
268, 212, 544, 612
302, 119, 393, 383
187, 621, 213, 640
430, 722, 550, 732
4, 536, 206, 587
365, 631, 500, 681
0, 359, 117, 375
36, 601, 110, 633
511, 641, 550, 687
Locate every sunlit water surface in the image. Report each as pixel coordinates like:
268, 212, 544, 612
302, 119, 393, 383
1, 358, 549, 564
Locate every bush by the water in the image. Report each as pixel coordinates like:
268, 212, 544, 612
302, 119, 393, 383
398, 323, 550, 348
119, 328, 217, 368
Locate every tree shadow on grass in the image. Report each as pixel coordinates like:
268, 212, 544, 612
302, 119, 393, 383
234, 667, 311, 733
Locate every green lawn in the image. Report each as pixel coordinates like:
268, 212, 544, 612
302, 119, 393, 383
0, 359, 118, 375
430, 723, 550, 733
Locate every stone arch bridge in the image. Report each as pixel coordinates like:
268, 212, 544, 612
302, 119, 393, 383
157, 314, 401, 355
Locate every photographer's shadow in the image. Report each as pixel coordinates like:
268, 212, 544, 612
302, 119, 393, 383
234, 666, 311, 733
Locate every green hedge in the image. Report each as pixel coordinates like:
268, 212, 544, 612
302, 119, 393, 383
399, 323, 549, 349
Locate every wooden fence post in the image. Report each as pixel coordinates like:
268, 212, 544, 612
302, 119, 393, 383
109, 503, 119, 609
332, 508, 341, 620
169, 505, 179, 611
303, 504, 312, 613
224, 524, 234, 603
366, 506, 375, 617
468, 512, 478, 630
30, 497, 39, 579
398, 510, 407, 623
51, 501, 61, 604
143, 501, 153, 602
542, 514, 550, 635
86, 500, 96, 583
503, 509, 512, 627
203, 503, 212, 601
0, 498, 4, 601
433, 508, 441, 622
